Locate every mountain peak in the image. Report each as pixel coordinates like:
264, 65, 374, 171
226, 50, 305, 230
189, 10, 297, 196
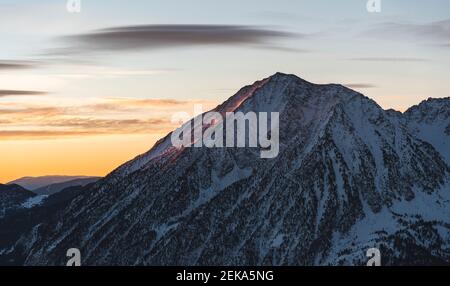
270, 71, 296, 79
268, 72, 313, 85
405, 96, 450, 122
409, 96, 450, 109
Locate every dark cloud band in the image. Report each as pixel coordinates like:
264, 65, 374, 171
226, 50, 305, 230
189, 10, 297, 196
0, 90, 48, 97
0, 60, 39, 70
59, 25, 297, 53
345, 83, 377, 89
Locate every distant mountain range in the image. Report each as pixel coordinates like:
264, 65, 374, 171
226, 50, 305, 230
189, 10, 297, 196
0, 176, 101, 220
7, 176, 100, 191
0, 73, 449, 265
0, 183, 96, 264
31, 177, 101, 196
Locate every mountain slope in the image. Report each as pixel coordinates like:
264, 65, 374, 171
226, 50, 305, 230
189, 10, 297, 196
404, 97, 450, 164
0, 183, 95, 265
2, 73, 449, 266
0, 184, 36, 218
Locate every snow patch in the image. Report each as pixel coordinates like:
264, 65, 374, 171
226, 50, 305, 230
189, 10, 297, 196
21, 195, 48, 209
271, 234, 284, 248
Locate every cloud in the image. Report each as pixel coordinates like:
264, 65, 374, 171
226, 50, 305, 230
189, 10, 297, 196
0, 60, 39, 70
46, 118, 170, 129
0, 118, 176, 139
0, 90, 48, 97
53, 25, 298, 55
0, 98, 215, 118
345, 83, 377, 89
0, 97, 217, 139
87, 98, 216, 114
108, 98, 188, 106
101, 97, 212, 107
0, 106, 63, 117
0, 130, 95, 138
366, 19, 450, 47
349, 57, 430, 63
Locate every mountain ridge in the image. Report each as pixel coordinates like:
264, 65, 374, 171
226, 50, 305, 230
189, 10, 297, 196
7, 176, 101, 191
33, 177, 101, 196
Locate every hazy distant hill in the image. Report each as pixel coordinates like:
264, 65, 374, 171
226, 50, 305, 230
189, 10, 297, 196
33, 177, 101, 196
7, 176, 100, 191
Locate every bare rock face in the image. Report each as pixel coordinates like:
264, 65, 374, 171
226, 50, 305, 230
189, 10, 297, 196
1, 73, 449, 266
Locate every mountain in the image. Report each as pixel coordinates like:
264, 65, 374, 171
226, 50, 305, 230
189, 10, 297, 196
1, 73, 449, 266
0, 184, 36, 218
404, 97, 450, 164
0, 183, 95, 265
33, 177, 101, 196
7, 176, 100, 192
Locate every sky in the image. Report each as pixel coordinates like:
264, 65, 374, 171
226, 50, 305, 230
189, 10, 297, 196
1, 0, 449, 183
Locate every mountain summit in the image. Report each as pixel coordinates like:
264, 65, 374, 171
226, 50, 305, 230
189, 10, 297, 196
1, 73, 449, 266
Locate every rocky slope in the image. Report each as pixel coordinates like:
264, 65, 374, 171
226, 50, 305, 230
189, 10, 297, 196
0, 184, 36, 219
404, 97, 450, 164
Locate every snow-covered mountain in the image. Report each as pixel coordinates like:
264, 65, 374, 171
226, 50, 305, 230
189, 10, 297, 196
404, 97, 450, 165
1, 73, 449, 265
